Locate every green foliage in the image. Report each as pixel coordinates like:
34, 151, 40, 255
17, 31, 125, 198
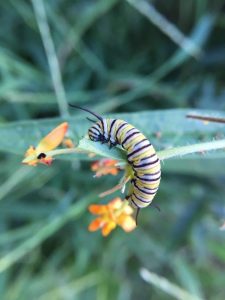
0, 0, 225, 299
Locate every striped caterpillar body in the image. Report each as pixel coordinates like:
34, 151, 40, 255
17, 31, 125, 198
69, 105, 161, 214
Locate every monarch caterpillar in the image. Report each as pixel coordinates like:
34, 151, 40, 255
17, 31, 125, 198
70, 104, 161, 220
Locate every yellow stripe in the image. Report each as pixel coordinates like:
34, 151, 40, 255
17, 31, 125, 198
131, 194, 153, 208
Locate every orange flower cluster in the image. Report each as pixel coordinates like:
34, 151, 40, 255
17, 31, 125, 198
88, 197, 136, 236
91, 158, 120, 177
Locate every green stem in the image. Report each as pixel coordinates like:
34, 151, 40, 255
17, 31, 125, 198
47, 148, 83, 157
76, 138, 225, 161
158, 139, 225, 160
31, 138, 225, 163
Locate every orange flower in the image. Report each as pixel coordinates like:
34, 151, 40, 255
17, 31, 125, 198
22, 122, 68, 166
91, 159, 120, 177
88, 197, 136, 236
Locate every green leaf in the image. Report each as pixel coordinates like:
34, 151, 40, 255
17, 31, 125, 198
1, 109, 225, 174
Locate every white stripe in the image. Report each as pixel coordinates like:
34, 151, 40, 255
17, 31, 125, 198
136, 185, 158, 193
103, 119, 108, 139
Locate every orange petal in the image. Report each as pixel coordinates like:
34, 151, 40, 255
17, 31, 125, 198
91, 161, 100, 172
88, 204, 108, 215
25, 146, 36, 157
94, 168, 118, 177
117, 215, 136, 232
104, 159, 118, 167
88, 218, 105, 232
40, 156, 53, 166
108, 168, 119, 175
22, 153, 38, 166
102, 221, 116, 236
36, 122, 68, 153
91, 159, 119, 177
108, 197, 123, 210
123, 205, 134, 215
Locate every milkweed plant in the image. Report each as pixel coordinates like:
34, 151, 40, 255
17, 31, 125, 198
22, 113, 225, 236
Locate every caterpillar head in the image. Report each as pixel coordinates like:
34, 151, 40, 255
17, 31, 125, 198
88, 121, 106, 142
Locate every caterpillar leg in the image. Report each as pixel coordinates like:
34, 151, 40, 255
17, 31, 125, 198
100, 138, 117, 149
152, 204, 161, 212
109, 141, 118, 149
135, 207, 140, 225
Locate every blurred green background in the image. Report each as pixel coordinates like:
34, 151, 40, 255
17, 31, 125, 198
0, 0, 225, 299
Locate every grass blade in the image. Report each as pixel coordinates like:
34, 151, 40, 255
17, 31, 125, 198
31, 0, 69, 117
140, 268, 203, 300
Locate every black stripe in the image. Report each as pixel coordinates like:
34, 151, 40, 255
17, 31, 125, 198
100, 119, 105, 136
123, 127, 136, 136
89, 134, 98, 140
133, 138, 148, 148
137, 184, 158, 191
94, 125, 101, 133
115, 122, 127, 138
130, 197, 139, 208
133, 192, 152, 203
121, 127, 132, 135
135, 170, 161, 178
133, 181, 157, 195
140, 153, 156, 162
127, 143, 151, 159
135, 173, 161, 182
133, 158, 159, 168
109, 119, 116, 137
137, 170, 161, 177
122, 131, 139, 146
89, 128, 100, 134
89, 128, 100, 136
